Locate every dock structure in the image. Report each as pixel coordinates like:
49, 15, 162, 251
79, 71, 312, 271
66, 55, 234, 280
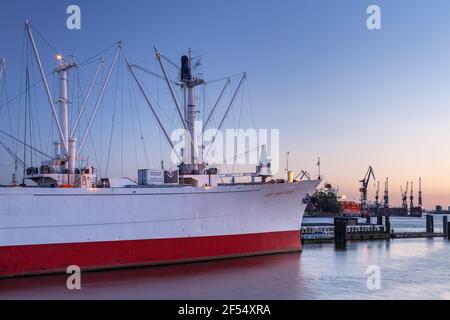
301, 215, 447, 244
391, 232, 444, 239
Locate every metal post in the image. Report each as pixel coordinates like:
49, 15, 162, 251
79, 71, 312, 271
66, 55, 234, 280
58, 66, 69, 159
377, 214, 383, 226
334, 217, 347, 248
385, 215, 391, 235
186, 84, 196, 168
442, 215, 447, 237
426, 214, 434, 234
68, 138, 77, 175
447, 222, 450, 240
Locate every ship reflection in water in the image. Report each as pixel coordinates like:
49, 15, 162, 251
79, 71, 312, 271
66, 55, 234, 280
1, 218, 449, 300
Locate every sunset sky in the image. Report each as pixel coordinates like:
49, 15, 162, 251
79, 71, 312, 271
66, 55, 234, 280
1, 0, 450, 209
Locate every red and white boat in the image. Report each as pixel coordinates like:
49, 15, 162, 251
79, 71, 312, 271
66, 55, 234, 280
0, 21, 319, 278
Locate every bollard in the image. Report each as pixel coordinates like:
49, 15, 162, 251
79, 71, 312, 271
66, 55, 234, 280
444, 216, 448, 238
426, 214, 434, 234
334, 217, 348, 248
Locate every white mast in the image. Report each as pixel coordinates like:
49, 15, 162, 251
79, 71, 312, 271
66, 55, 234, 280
181, 49, 204, 174
56, 56, 76, 167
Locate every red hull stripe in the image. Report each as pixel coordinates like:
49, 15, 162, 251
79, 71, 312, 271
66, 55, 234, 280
0, 231, 301, 278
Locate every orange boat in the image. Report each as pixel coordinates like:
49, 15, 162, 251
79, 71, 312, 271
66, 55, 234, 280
340, 200, 361, 216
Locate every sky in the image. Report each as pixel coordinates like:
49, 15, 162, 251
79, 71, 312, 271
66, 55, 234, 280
1, 0, 450, 209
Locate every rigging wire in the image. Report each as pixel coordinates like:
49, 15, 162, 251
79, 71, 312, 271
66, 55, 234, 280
105, 52, 121, 176
231, 80, 245, 175
129, 70, 151, 169
0, 70, 54, 110
16, 31, 27, 182
88, 129, 102, 178
156, 59, 163, 169
206, 73, 245, 85
120, 51, 124, 177
244, 77, 257, 129
78, 42, 121, 66
99, 62, 105, 173
131, 64, 176, 84
0, 61, 15, 161
23, 59, 30, 178
30, 51, 43, 160
28, 22, 60, 55
128, 71, 140, 172
161, 54, 181, 72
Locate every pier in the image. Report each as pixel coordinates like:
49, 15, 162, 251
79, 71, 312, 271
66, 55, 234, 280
301, 215, 449, 244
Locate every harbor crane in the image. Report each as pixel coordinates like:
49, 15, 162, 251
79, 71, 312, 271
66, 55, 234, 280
401, 182, 409, 211
383, 177, 391, 229
383, 178, 389, 209
375, 181, 380, 208
360, 166, 375, 223
418, 177, 423, 208
375, 180, 382, 225
410, 181, 414, 211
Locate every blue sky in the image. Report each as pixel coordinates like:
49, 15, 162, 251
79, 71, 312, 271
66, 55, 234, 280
1, 0, 450, 208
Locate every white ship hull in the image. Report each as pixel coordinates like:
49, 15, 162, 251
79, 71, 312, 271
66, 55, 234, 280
0, 180, 319, 277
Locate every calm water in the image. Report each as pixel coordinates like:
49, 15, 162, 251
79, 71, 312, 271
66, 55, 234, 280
1, 215, 449, 300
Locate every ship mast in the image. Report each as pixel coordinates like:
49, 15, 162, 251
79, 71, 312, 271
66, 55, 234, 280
181, 49, 205, 173
23, 20, 121, 187
130, 48, 247, 178
56, 55, 77, 172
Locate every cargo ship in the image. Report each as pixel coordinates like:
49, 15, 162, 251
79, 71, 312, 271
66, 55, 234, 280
0, 21, 320, 278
